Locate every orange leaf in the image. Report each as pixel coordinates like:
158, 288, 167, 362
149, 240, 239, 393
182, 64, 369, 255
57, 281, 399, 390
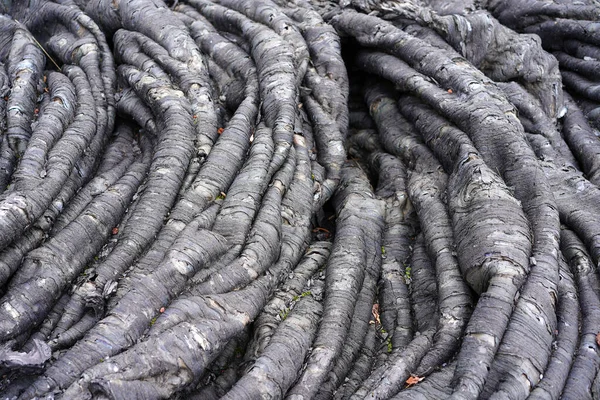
447, 89, 453, 94
218, 127, 225, 135
112, 227, 119, 235
596, 332, 600, 347
405, 375, 424, 387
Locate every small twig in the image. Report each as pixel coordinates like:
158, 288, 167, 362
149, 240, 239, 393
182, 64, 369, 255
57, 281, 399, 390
15, 19, 61, 71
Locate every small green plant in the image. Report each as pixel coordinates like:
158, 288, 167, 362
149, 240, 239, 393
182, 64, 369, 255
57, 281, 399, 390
279, 308, 289, 320
292, 291, 312, 302
404, 266, 412, 281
